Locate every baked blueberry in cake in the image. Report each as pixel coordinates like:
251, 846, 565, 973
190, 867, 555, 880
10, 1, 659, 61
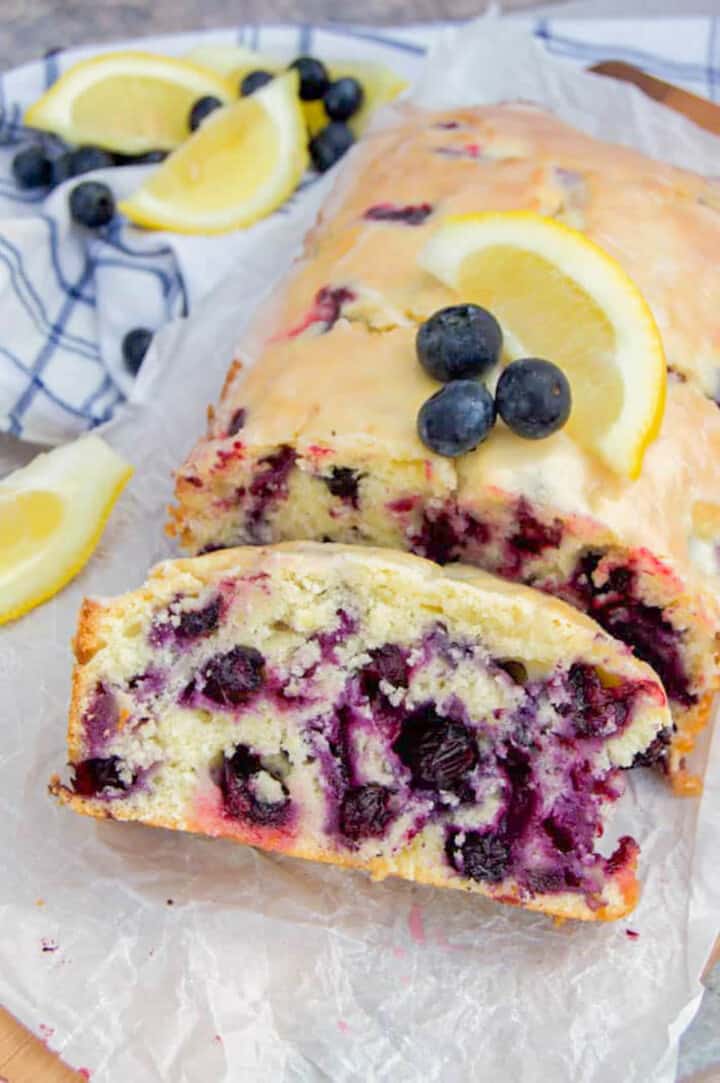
51, 543, 671, 922
169, 104, 720, 786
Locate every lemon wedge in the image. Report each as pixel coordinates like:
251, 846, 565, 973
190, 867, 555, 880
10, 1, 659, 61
186, 47, 406, 138
24, 51, 234, 154
0, 436, 132, 625
420, 211, 666, 478
120, 71, 308, 234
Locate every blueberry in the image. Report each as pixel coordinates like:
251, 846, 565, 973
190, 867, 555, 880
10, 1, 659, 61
309, 122, 354, 173
288, 56, 330, 101
394, 707, 477, 790
457, 830, 510, 883
321, 466, 361, 506
176, 597, 221, 640
51, 151, 75, 187
122, 328, 153, 375
72, 756, 127, 797
240, 69, 274, 96
416, 304, 502, 382
197, 645, 265, 707
340, 784, 393, 840
70, 145, 115, 175
417, 380, 496, 458
495, 358, 571, 439
188, 95, 222, 132
323, 77, 364, 121
69, 180, 115, 227
12, 145, 51, 188
222, 744, 290, 826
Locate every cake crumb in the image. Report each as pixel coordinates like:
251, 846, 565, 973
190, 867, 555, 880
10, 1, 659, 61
626, 929, 639, 940
41, 938, 58, 953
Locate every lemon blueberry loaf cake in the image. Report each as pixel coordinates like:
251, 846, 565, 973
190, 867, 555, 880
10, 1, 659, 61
169, 104, 720, 785
52, 543, 671, 921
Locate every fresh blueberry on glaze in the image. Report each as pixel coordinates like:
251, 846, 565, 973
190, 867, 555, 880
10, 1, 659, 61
455, 830, 510, 884
363, 202, 433, 226
240, 70, 274, 96
188, 95, 223, 131
227, 407, 246, 436
323, 77, 364, 121
191, 646, 265, 707
339, 783, 393, 840
72, 756, 128, 796
417, 381, 496, 458
394, 707, 477, 790
321, 466, 362, 507
289, 56, 330, 100
416, 304, 502, 382
495, 358, 571, 439
69, 181, 115, 227
221, 744, 290, 826
12, 145, 51, 188
122, 328, 153, 375
309, 122, 354, 172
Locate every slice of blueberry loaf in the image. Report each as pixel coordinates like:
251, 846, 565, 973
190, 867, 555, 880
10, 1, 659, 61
51, 543, 671, 922
169, 105, 720, 787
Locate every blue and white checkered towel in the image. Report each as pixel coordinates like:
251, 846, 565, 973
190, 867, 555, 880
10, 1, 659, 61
1, 16, 718, 445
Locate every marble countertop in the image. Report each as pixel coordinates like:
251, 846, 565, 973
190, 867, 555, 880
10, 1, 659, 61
1, 2, 718, 1081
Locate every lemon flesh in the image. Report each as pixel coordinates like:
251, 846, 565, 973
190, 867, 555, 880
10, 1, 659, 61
24, 51, 234, 153
0, 436, 132, 625
120, 72, 308, 234
420, 212, 666, 478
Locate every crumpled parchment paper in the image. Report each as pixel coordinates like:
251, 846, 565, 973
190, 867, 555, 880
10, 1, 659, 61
1, 18, 719, 1083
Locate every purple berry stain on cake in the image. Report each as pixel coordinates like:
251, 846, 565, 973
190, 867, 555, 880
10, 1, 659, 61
227, 407, 246, 436
363, 202, 433, 226
570, 551, 693, 708
321, 466, 363, 507
245, 445, 297, 540
82, 683, 119, 753
360, 644, 409, 704
221, 744, 291, 827
283, 285, 357, 339
184, 646, 265, 709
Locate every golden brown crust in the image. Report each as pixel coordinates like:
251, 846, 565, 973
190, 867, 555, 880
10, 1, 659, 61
50, 779, 637, 922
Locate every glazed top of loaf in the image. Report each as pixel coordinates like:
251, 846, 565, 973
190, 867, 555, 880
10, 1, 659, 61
204, 104, 720, 603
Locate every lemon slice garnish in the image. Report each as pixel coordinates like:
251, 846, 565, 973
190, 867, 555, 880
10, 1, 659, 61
24, 51, 234, 155
420, 211, 666, 478
119, 71, 308, 235
0, 436, 132, 625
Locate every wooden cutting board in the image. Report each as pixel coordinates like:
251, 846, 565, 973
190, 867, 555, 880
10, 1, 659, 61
2, 60, 720, 1083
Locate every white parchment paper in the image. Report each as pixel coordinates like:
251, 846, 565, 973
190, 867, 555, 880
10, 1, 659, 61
1, 19, 719, 1083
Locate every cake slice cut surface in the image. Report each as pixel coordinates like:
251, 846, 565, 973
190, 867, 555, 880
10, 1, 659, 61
51, 543, 671, 922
